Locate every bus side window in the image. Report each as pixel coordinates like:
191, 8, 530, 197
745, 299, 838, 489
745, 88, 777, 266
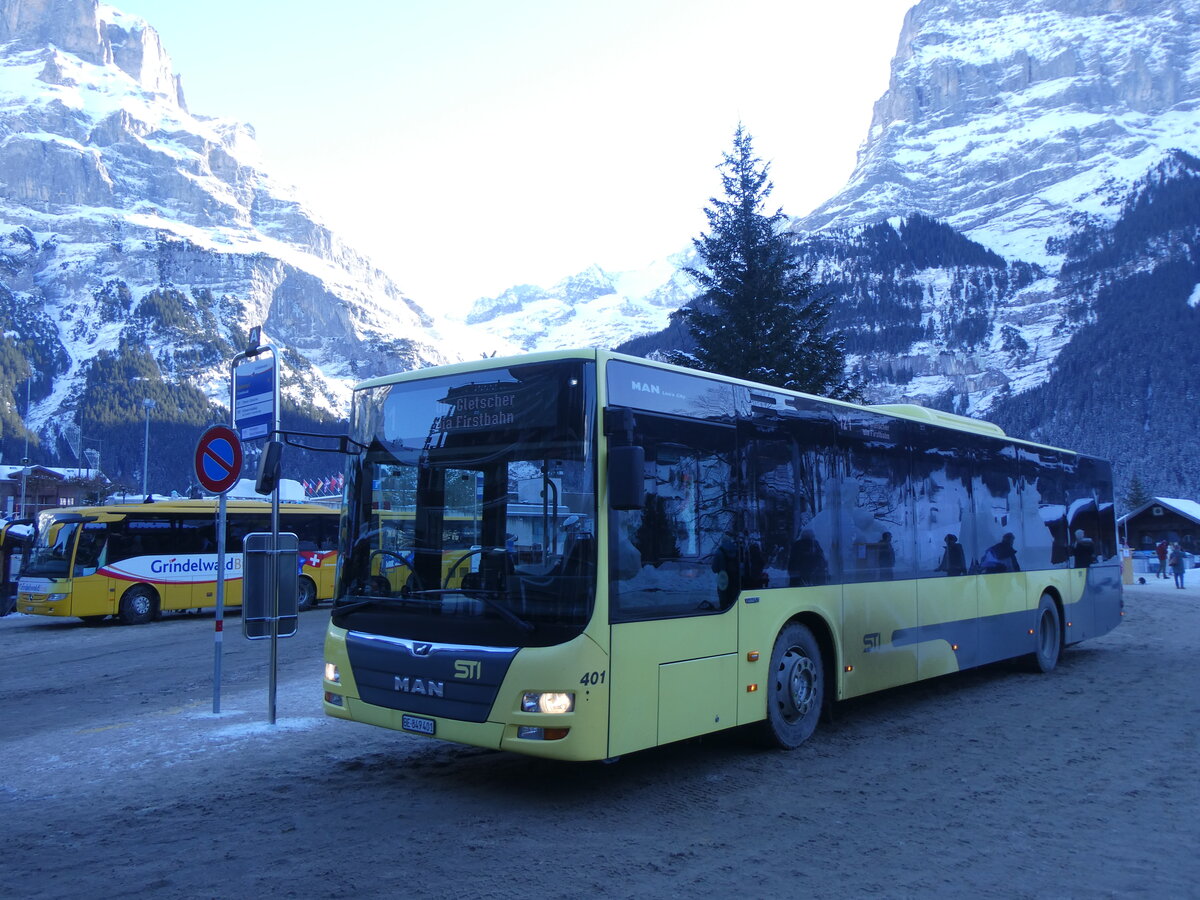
839, 411, 914, 584
75, 526, 107, 574
290, 515, 321, 551
178, 517, 212, 554
610, 415, 735, 620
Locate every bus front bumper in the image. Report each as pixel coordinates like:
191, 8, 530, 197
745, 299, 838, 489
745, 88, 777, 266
17, 592, 72, 616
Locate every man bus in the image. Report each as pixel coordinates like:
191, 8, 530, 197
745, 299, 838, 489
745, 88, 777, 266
16, 500, 338, 624
322, 350, 1121, 760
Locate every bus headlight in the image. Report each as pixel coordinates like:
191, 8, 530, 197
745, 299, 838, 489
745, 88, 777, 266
47, 593, 68, 603
324, 662, 340, 684
521, 691, 574, 714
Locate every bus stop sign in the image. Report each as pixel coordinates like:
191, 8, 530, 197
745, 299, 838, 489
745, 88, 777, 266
194, 425, 243, 494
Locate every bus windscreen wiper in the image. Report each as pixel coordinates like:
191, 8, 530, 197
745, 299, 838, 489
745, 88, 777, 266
332, 590, 534, 632
405, 588, 535, 633
331, 596, 413, 615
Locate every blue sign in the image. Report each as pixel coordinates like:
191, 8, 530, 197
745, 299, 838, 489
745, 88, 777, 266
234, 356, 275, 441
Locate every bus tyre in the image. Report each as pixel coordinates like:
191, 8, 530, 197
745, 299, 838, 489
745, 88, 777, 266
298, 576, 318, 611
1030, 593, 1062, 673
760, 622, 825, 750
118, 586, 158, 626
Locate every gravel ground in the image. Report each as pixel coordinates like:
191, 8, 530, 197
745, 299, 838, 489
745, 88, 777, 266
1, 579, 1196, 899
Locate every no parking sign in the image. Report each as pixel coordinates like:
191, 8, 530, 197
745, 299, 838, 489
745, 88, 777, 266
194, 425, 243, 494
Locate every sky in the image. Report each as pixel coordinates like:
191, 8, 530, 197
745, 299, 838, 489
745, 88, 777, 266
114, 0, 914, 317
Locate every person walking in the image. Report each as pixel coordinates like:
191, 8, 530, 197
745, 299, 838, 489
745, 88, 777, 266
1168, 542, 1186, 589
982, 532, 1021, 574
876, 531, 896, 580
936, 533, 967, 576
1072, 529, 1096, 568
788, 528, 829, 587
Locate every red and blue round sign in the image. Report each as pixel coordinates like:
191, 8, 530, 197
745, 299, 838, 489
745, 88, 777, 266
194, 425, 243, 494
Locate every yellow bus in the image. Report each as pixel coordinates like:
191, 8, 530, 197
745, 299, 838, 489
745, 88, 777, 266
16, 500, 339, 625
323, 350, 1122, 761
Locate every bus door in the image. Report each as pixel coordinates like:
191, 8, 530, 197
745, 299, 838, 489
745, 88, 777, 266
971, 441, 1027, 663
608, 415, 739, 756
838, 412, 919, 695
910, 424, 980, 680
71, 521, 112, 616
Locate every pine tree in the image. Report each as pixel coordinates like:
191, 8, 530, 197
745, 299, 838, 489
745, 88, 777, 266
1122, 473, 1152, 513
667, 125, 858, 399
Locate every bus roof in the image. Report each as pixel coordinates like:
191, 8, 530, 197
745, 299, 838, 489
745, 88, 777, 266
354, 348, 1080, 457
52, 500, 340, 519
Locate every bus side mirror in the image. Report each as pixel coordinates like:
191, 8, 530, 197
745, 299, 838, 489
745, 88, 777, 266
604, 407, 645, 511
609, 445, 645, 511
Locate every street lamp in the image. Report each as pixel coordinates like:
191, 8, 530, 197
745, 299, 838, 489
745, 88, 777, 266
141, 398, 156, 498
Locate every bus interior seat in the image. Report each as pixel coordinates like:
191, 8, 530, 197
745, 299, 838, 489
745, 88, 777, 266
514, 534, 594, 614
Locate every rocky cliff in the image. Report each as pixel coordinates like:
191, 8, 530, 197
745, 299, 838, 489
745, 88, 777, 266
0, 0, 448, 488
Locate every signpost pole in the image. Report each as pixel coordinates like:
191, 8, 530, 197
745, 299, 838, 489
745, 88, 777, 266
194, 424, 243, 715
213, 491, 227, 713
268, 348, 282, 726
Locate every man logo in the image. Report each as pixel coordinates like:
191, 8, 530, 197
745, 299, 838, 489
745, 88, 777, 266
412, 642, 433, 656
394, 676, 444, 697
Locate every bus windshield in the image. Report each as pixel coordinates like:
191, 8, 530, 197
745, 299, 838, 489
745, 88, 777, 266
23, 512, 85, 578
334, 359, 597, 648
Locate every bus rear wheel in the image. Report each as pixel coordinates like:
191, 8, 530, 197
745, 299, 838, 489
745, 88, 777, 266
298, 576, 318, 611
1030, 593, 1062, 673
118, 585, 158, 626
760, 622, 825, 750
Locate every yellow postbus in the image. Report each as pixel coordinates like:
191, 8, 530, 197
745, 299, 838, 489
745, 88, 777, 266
323, 350, 1122, 761
16, 500, 339, 625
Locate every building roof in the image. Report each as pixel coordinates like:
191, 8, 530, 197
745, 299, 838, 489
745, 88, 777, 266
0, 465, 106, 482
1117, 497, 1200, 526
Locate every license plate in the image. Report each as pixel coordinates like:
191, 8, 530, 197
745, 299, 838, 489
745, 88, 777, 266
402, 714, 435, 736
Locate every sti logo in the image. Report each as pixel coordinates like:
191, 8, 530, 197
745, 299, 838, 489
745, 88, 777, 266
862, 633, 882, 653
454, 660, 481, 680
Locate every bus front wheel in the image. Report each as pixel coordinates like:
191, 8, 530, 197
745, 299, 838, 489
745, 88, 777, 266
760, 622, 825, 750
298, 576, 318, 611
1029, 593, 1062, 673
118, 586, 158, 626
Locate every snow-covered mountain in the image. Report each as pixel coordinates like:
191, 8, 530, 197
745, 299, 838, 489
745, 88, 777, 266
458, 259, 697, 353
803, 0, 1200, 264
0, 0, 449, 485
792, 0, 1200, 417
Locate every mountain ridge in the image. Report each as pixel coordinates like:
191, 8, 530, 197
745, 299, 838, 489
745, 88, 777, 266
0, 0, 451, 490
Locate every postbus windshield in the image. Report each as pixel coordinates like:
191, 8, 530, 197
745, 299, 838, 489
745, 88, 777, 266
334, 359, 597, 648
23, 512, 88, 577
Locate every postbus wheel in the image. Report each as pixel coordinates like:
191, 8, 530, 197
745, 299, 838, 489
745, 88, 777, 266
297, 576, 318, 611
760, 622, 825, 750
1030, 593, 1062, 673
118, 585, 158, 626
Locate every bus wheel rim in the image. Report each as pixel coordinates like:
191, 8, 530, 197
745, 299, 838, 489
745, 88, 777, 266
780, 647, 816, 721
